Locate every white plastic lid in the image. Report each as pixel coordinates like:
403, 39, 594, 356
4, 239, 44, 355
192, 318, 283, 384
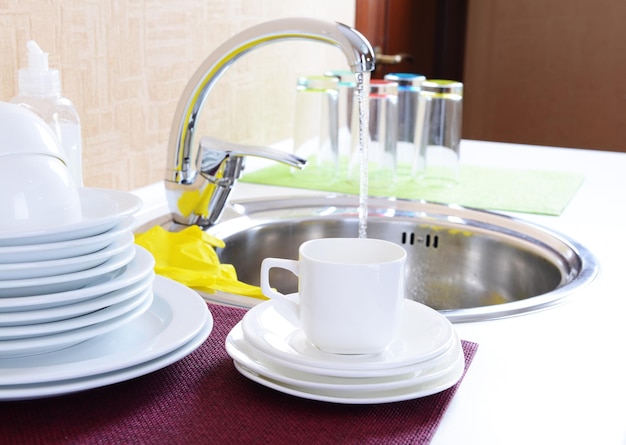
17, 40, 61, 97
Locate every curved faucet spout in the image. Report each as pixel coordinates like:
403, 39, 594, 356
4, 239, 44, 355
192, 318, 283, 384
165, 17, 375, 227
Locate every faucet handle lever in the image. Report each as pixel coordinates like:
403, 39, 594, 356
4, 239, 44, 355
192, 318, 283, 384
199, 136, 306, 181
191, 137, 307, 227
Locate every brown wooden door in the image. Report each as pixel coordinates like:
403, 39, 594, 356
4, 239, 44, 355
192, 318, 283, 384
355, 0, 468, 81
357, 0, 626, 153
463, 0, 626, 152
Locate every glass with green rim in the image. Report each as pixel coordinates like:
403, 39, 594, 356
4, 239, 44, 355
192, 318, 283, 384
292, 75, 340, 180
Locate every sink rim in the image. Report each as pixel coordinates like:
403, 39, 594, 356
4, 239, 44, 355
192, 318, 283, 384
208, 194, 599, 323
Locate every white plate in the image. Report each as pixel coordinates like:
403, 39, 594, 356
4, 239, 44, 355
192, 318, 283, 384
0, 231, 134, 280
0, 287, 152, 358
227, 321, 464, 393
233, 353, 464, 405
0, 246, 154, 311
0, 286, 152, 340
0, 309, 213, 401
242, 299, 454, 373
0, 275, 211, 387
0, 188, 142, 247
0, 217, 136, 264
0, 244, 136, 297
0, 273, 154, 326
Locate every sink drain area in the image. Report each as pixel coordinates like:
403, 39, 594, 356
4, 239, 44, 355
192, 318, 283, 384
401, 231, 439, 248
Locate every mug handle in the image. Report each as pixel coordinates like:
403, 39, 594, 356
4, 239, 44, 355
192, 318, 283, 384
260, 258, 299, 311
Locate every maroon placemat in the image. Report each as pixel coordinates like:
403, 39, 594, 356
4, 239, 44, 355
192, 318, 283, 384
0, 304, 478, 445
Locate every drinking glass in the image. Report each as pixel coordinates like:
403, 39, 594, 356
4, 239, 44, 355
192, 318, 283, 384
292, 75, 339, 179
384, 73, 426, 170
325, 70, 356, 165
414, 79, 463, 186
348, 79, 399, 193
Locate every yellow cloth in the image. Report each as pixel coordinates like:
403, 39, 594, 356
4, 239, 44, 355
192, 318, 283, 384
135, 225, 265, 299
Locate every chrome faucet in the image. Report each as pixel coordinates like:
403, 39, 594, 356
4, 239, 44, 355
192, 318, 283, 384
165, 17, 375, 227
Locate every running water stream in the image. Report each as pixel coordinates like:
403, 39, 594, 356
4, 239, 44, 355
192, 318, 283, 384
355, 72, 370, 239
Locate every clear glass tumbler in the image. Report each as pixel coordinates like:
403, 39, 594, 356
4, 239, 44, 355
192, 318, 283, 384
414, 79, 463, 186
349, 79, 399, 193
292, 75, 339, 180
325, 70, 356, 165
384, 73, 426, 170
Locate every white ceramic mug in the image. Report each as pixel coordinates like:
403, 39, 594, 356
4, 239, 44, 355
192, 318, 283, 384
260, 238, 407, 355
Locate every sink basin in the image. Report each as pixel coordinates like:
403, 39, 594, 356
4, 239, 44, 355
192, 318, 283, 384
205, 195, 598, 322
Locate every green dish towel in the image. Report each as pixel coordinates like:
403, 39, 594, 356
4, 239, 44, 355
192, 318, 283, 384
241, 163, 584, 216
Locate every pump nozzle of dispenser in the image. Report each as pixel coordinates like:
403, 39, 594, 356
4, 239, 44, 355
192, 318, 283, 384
27, 41, 47, 70
18, 40, 61, 98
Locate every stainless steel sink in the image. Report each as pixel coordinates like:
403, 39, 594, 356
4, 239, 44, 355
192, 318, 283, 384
205, 195, 598, 322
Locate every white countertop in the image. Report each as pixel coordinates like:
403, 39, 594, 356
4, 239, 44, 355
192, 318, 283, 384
133, 139, 626, 444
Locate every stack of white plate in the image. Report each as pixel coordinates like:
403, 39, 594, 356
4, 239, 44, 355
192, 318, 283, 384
226, 298, 465, 404
0, 187, 213, 400
0, 276, 213, 401
0, 188, 152, 358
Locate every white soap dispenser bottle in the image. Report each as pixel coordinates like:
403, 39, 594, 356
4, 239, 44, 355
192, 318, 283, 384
11, 40, 83, 186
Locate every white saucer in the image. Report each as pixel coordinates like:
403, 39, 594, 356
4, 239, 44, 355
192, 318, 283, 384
0, 188, 142, 247
0, 244, 136, 297
227, 322, 464, 393
242, 298, 454, 372
0, 273, 154, 326
0, 286, 152, 340
0, 217, 136, 264
0, 231, 134, 280
0, 275, 211, 391
233, 319, 462, 377
0, 245, 154, 311
233, 354, 464, 404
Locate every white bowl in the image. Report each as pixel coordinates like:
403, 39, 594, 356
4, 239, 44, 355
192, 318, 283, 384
0, 101, 67, 161
0, 153, 81, 232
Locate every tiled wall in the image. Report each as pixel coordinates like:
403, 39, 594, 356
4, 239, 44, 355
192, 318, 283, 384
0, 1, 355, 190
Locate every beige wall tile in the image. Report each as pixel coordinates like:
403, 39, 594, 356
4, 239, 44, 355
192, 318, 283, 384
1, 0, 356, 190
